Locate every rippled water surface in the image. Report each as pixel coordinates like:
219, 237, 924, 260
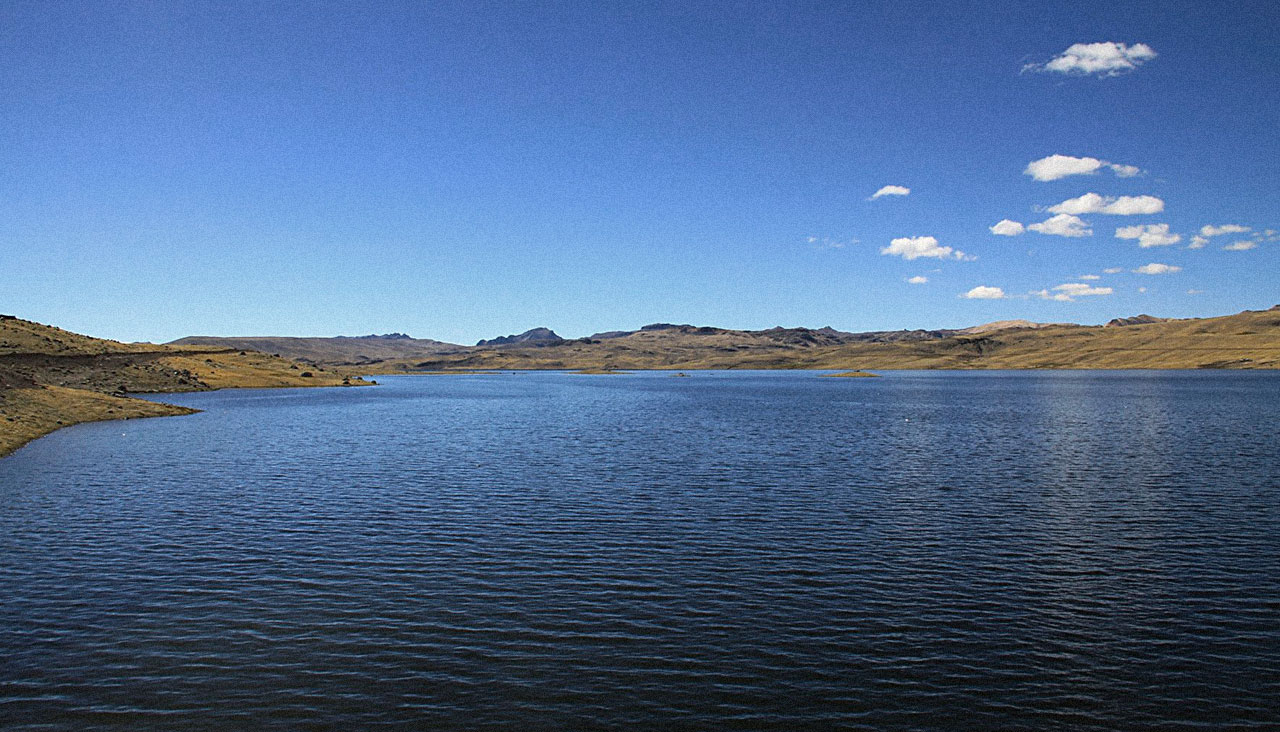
2, 371, 1278, 730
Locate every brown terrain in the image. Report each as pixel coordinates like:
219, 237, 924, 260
0, 315, 372, 458
386, 307, 1280, 372
171, 307, 1280, 374
169, 333, 457, 365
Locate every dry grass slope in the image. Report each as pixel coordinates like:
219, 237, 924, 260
0, 385, 196, 458
398, 308, 1280, 372
0, 316, 372, 458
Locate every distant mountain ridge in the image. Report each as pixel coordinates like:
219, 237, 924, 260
170, 334, 459, 365
404, 308, 1280, 372
172, 319, 1069, 364
165, 309, 1280, 372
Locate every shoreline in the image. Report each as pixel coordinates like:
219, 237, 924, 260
0, 380, 373, 460
6, 365, 1279, 460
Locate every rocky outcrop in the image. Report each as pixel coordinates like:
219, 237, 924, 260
476, 327, 564, 347
1105, 314, 1168, 327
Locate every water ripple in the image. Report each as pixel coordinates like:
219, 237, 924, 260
1, 371, 1278, 730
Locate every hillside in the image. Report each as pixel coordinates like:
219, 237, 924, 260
179, 321, 1021, 370
164, 309, 1280, 373
397, 308, 1280, 372
170, 333, 458, 365
2, 316, 372, 457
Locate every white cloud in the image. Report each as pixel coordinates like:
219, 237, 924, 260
1187, 289, 1205, 295
1103, 267, 1124, 274
1025, 155, 1104, 181
1224, 240, 1258, 251
1023, 154, 1143, 182
1200, 224, 1250, 237
1115, 223, 1181, 248
1026, 42, 1158, 77
870, 185, 910, 199
1133, 263, 1181, 275
807, 235, 853, 250
880, 236, 965, 260
963, 285, 1005, 299
1028, 213, 1092, 237
907, 275, 928, 284
1048, 193, 1164, 216
989, 219, 1025, 236
1037, 282, 1114, 301
1139, 286, 1148, 293
1189, 235, 1209, 249
1079, 274, 1100, 280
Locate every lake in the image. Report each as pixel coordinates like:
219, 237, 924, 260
2, 371, 1278, 730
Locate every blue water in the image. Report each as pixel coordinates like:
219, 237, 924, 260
2, 371, 1278, 730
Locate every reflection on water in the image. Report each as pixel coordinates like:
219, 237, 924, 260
1, 371, 1278, 730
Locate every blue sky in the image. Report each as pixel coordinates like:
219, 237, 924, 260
2, 0, 1277, 343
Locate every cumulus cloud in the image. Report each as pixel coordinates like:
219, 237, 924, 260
880, 236, 966, 260
1133, 263, 1181, 275
870, 185, 910, 200
1048, 193, 1164, 215
989, 219, 1025, 236
1025, 42, 1157, 76
1103, 267, 1123, 274
1028, 213, 1092, 237
1200, 224, 1250, 237
1079, 274, 1101, 280
1224, 240, 1258, 251
1037, 282, 1114, 301
1023, 154, 1143, 182
1188, 235, 1209, 249
906, 275, 928, 284
1026, 155, 1103, 181
1116, 223, 1181, 248
963, 286, 1005, 300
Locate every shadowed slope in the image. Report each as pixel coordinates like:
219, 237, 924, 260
1, 316, 372, 457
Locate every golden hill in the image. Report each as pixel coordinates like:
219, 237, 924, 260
0, 315, 371, 458
396, 307, 1280, 372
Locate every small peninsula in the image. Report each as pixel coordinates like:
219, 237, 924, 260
0, 316, 371, 458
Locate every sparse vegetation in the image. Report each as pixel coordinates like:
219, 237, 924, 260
394, 308, 1280, 373
1, 317, 373, 457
